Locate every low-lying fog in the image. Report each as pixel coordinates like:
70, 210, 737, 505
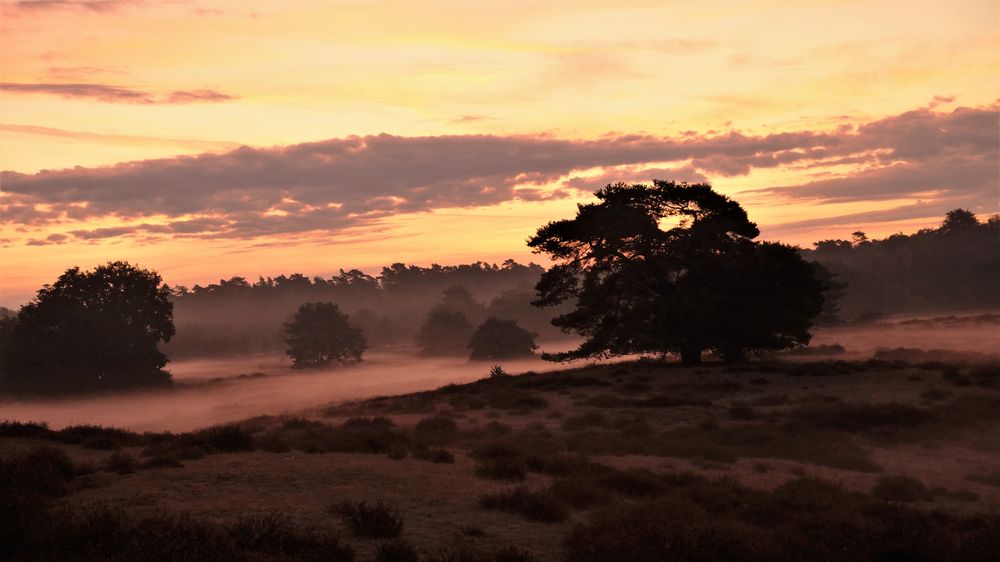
0, 346, 589, 432
2, 313, 997, 432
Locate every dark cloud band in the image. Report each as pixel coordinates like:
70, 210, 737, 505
4, 101, 996, 245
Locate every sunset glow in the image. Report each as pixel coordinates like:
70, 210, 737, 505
2, 0, 998, 306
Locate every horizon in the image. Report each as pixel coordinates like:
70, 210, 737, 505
2, 0, 998, 307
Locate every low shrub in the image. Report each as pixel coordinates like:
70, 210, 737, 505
413, 415, 459, 444
560, 411, 609, 431
786, 402, 930, 433
871, 475, 932, 502
333, 499, 403, 538
104, 451, 138, 474
564, 475, 1000, 562
478, 487, 569, 522
376, 539, 419, 562
967, 471, 1000, 488
474, 458, 528, 481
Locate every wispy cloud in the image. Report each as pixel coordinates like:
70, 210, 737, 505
3, 101, 996, 244
1, 82, 238, 104
2, 123, 240, 152
9, 0, 142, 13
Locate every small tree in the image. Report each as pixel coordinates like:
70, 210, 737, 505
1, 261, 175, 394
468, 317, 538, 360
285, 302, 366, 369
416, 307, 473, 356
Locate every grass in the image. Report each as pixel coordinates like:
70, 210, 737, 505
333, 499, 404, 538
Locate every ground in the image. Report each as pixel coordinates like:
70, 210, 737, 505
3, 358, 999, 561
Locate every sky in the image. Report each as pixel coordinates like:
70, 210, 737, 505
1, 0, 998, 307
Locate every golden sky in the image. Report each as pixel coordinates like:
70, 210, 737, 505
1, 0, 998, 306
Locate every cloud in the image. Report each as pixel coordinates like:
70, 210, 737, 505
1, 82, 238, 104
10, 0, 142, 12
3, 123, 240, 152
3, 101, 996, 243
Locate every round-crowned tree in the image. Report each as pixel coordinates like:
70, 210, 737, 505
529, 180, 824, 364
468, 317, 538, 360
285, 302, 367, 369
416, 307, 473, 356
1, 261, 175, 395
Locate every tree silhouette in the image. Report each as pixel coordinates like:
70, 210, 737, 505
1, 261, 175, 394
940, 208, 979, 233
285, 302, 366, 368
416, 308, 473, 356
529, 181, 824, 364
468, 317, 538, 360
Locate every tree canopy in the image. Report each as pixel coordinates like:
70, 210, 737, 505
528, 180, 824, 364
468, 317, 539, 360
416, 308, 474, 356
285, 302, 367, 368
808, 209, 998, 319
1, 261, 175, 394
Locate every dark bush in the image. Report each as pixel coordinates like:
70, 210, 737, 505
376, 539, 419, 562
5, 506, 354, 562
786, 402, 930, 433
474, 458, 528, 481
139, 455, 184, 470
967, 471, 1000, 488
412, 445, 455, 463
104, 451, 138, 474
871, 475, 933, 503
0, 420, 53, 439
468, 317, 538, 360
478, 487, 569, 522
199, 424, 256, 452
560, 411, 609, 431
414, 415, 459, 444
333, 499, 404, 538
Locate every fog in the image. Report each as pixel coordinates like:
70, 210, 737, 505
2, 313, 997, 433
0, 345, 587, 432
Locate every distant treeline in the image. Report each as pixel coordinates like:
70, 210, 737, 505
805, 210, 999, 321
161, 210, 999, 358
163, 260, 564, 358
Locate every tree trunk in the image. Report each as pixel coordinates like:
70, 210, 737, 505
680, 345, 702, 365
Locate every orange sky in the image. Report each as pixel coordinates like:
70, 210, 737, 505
1, 0, 998, 307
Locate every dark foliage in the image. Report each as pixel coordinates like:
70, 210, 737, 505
468, 317, 538, 360
564, 475, 1000, 562
478, 486, 569, 522
871, 475, 933, 502
285, 302, 367, 368
413, 415, 459, 445
333, 500, 404, 538
416, 307, 474, 356
528, 181, 823, 364
5, 505, 354, 562
1, 261, 174, 395
808, 211, 1000, 318
375, 539, 420, 562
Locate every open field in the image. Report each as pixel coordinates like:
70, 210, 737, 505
4, 354, 999, 561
